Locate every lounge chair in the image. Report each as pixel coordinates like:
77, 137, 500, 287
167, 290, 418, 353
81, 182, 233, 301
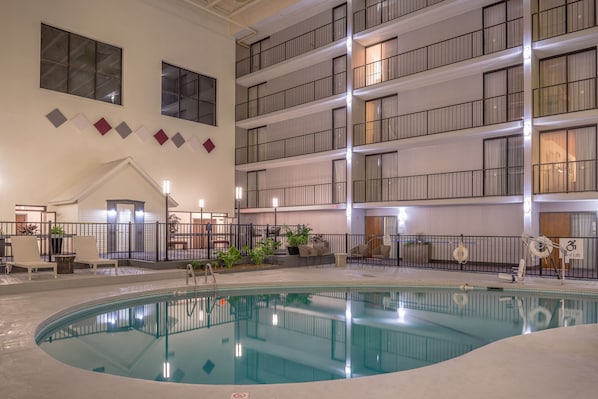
6, 236, 57, 280
74, 236, 118, 274
372, 245, 391, 259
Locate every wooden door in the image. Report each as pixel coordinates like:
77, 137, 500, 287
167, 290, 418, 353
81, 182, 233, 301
365, 216, 384, 255
193, 218, 210, 249
539, 212, 570, 269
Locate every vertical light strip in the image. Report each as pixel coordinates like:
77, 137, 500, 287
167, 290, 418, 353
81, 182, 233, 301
522, 0, 535, 234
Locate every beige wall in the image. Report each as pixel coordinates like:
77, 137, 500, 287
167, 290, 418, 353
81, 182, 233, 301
0, 0, 236, 221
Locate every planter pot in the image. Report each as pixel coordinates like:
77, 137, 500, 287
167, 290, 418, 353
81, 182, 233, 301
402, 244, 431, 264
287, 246, 299, 255
51, 237, 63, 255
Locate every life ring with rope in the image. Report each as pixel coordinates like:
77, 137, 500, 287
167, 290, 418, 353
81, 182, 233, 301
453, 242, 469, 264
528, 306, 552, 329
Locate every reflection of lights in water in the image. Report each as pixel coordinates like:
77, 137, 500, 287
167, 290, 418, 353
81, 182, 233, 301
163, 361, 170, 379
397, 303, 406, 322
235, 343, 243, 358
272, 313, 278, 326
344, 365, 351, 378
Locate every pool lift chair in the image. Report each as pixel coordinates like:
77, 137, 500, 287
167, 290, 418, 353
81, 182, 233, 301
498, 234, 567, 284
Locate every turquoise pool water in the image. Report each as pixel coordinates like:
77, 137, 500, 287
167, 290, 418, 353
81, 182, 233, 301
36, 286, 598, 385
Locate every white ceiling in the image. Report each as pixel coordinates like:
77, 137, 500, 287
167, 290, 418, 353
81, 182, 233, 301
176, 0, 343, 44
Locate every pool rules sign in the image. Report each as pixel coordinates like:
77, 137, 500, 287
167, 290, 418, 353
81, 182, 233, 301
559, 238, 584, 260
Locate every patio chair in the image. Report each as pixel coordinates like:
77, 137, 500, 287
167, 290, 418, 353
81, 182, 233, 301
6, 236, 57, 280
372, 245, 391, 259
74, 236, 118, 274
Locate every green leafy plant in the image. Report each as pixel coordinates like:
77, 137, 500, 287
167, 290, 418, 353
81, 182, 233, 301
50, 225, 64, 235
243, 237, 281, 265
285, 225, 312, 247
217, 245, 242, 268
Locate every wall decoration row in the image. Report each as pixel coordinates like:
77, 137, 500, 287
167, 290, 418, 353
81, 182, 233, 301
45, 108, 215, 154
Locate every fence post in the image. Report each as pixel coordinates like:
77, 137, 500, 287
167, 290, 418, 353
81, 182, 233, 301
128, 221, 132, 260
155, 221, 160, 262
397, 234, 400, 266
48, 220, 53, 261
345, 233, 348, 255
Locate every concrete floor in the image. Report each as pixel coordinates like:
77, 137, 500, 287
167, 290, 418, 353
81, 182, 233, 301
2, 264, 598, 399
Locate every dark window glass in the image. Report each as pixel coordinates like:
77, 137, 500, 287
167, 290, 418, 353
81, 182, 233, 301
40, 24, 122, 105
161, 62, 216, 126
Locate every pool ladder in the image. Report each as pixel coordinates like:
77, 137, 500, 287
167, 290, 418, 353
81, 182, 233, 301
186, 263, 216, 285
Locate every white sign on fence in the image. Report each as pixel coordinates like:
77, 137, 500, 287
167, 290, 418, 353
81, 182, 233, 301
559, 238, 584, 260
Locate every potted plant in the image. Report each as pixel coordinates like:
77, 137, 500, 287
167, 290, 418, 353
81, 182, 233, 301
50, 225, 65, 254
402, 232, 431, 263
284, 225, 312, 255
18, 224, 38, 235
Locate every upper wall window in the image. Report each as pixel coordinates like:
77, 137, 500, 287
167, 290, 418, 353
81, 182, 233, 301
161, 62, 216, 126
40, 24, 122, 105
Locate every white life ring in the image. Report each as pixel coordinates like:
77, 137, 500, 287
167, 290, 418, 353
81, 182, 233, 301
528, 306, 552, 329
529, 236, 553, 259
452, 292, 468, 307
453, 243, 469, 264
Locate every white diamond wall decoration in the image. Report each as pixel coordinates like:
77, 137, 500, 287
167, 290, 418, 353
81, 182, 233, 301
135, 126, 152, 141
70, 113, 91, 131
187, 136, 203, 151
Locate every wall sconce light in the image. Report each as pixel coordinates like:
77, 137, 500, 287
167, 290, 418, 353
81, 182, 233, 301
398, 208, 407, 224
108, 209, 117, 217
523, 198, 531, 214
524, 121, 531, 136
523, 45, 531, 63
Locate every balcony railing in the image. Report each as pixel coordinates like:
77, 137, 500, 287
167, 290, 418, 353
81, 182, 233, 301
353, 18, 522, 89
532, 0, 596, 41
533, 159, 597, 194
246, 182, 346, 208
353, 93, 522, 146
353, 167, 523, 203
236, 127, 347, 165
236, 15, 347, 78
353, 0, 445, 33
533, 77, 597, 117
236, 71, 346, 121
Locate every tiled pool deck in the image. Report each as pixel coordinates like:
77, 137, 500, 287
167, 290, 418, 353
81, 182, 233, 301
2, 264, 598, 399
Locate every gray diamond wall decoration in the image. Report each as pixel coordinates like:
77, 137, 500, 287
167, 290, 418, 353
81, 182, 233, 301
46, 108, 67, 128
171, 132, 186, 148
115, 122, 133, 139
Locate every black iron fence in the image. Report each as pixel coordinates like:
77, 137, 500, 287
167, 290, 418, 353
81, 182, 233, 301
533, 159, 598, 194
1, 222, 596, 280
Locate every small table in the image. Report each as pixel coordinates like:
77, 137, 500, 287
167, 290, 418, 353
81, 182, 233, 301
55, 254, 75, 274
334, 253, 347, 267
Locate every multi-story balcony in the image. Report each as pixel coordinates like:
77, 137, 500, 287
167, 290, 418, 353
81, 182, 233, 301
353, 166, 523, 203
236, 13, 347, 78
236, 127, 347, 165
353, 0, 445, 33
533, 77, 597, 118
532, 0, 597, 42
353, 93, 523, 146
244, 182, 347, 208
533, 159, 597, 194
353, 18, 522, 90
235, 71, 346, 122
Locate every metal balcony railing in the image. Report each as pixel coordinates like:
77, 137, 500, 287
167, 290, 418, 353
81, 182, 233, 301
353, 167, 523, 203
245, 182, 347, 208
353, 0, 445, 33
236, 15, 347, 77
353, 93, 523, 146
532, 0, 596, 42
236, 126, 347, 165
353, 18, 522, 89
236, 71, 346, 121
533, 77, 597, 117
533, 159, 598, 194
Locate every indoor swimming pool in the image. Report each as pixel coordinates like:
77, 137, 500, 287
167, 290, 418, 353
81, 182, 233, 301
36, 285, 598, 385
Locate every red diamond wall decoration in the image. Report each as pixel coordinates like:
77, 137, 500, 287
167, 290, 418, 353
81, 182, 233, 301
203, 138, 215, 153
154, 129, 169, 145
94, 118, 112, 135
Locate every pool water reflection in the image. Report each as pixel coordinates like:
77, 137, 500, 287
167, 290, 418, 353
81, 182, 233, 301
37, 287, 598, 385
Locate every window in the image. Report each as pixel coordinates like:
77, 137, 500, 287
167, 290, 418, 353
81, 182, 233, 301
365, 38, 397, 86
484, 135, 524, 196
535, 48, 596, 117
161, 62, 216, 126
537, 126, 597, 193
40, 24, 122, 104
365, 95, 398, 144
484, 65, 523, 124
